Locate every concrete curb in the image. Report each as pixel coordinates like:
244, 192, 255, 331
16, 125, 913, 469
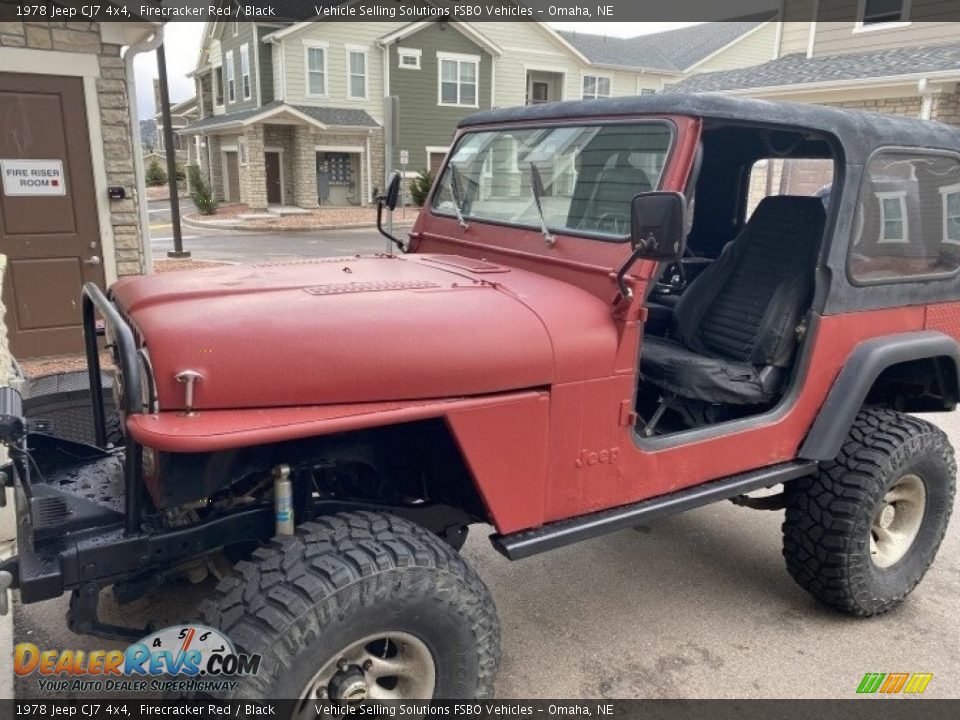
182, 215, 417, 233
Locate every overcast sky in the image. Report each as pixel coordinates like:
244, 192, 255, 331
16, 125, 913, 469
134, 21, 700, 117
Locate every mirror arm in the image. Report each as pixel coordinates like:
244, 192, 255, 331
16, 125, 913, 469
614, 243, 646, 303
376, 198, 406, 252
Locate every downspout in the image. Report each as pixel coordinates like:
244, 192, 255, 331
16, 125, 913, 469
124, 25, 164, 275
918, 78, 934, 120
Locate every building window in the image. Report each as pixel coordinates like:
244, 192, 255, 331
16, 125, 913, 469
943, 184, 960, 244
240, 44, 251, 100
877, 192, 908, 243
639, 88, 656, 96
438, 53, 479, 107
347, 48, 367, 100
306, 44, 327, 96
233, 20, 239, 36
860, 0, 909, 25
582, 75, 612, 100
225, 52, 236, 103
214, 65, 224, 106
398, 47, 421, 70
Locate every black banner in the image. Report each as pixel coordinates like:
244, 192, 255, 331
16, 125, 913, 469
1, 0, 959, 23
4, 700, 960, 720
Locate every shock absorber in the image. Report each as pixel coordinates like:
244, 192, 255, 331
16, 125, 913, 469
273, 464, 294, 536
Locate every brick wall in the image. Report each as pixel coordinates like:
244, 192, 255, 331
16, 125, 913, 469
932, 90, 960, 127
825, 95, 923, 119
0, 21, 144, 278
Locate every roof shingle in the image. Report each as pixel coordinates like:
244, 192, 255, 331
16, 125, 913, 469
557, 21, 765, 73
181, 101, 379, 132
667, 43, 960, 94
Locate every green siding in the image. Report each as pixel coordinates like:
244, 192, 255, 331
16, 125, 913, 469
389, 24, 492, 172
215, 22, 260, 112
256, 25, 274, 104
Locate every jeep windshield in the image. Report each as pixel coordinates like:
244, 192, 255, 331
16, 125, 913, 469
431, 122, 673, 241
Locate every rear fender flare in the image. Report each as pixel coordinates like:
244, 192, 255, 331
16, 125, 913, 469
799, 331, 960, 461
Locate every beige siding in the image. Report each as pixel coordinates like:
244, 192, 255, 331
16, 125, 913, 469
693, 23, 778, 73
474, 23, 665, 108
780, 21, 813, 57
279, 22, 395, 124
812, 21, 960, 56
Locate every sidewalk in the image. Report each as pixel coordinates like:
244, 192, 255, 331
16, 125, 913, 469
183, 204, 418, 232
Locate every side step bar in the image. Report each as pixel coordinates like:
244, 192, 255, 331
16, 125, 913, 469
490, 460, 817, 560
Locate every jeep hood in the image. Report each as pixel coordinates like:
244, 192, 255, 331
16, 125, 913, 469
110, 255, 617, 412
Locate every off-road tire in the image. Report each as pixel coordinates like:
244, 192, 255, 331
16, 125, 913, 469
199, 511, 500, 700
783, 408, 955, 616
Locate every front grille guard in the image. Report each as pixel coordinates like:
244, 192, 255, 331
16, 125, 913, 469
82, 282, 144, 536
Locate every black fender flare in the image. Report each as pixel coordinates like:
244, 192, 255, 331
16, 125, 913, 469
799, 330, 960, 461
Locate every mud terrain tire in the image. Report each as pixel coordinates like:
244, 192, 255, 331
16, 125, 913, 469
199, 511, 500, 701
783, 408, 955, 616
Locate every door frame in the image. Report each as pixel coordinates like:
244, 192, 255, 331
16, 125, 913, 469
0, 47, 120, 285
264, 146, 285, 205
221, 146, 238, 202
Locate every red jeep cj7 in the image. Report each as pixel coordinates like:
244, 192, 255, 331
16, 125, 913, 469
2, 96, 960, 702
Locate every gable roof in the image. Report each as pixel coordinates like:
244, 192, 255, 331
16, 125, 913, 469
556, 21, 766, 73
667, 42, 960, 95
180, 101, 378, 132
378, 20, 503, 56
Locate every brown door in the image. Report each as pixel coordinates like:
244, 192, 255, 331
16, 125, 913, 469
224, 151, 240, 202
265, 152, 282, 205
0, 72, 106, 358
429, 152, 446, 176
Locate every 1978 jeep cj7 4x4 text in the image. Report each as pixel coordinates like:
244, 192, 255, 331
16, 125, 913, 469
2, 96, 960, 702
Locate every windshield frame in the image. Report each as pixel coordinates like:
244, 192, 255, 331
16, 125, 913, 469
427, 118, 678, 244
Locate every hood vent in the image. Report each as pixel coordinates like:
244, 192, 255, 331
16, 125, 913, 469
303, 280, 441, 296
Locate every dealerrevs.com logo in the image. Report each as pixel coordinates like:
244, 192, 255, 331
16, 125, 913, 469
14, 624, 261, 693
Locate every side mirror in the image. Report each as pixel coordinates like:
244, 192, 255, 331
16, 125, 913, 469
383, 171, 402, 211
630, 191, 686, 259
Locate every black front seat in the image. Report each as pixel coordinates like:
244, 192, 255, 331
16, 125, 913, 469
640, 196, 826, 406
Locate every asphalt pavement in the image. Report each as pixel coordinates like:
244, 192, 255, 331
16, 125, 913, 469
147, 199, 400, 263
3, 201, 959, 699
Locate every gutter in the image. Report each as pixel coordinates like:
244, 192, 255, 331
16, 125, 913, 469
123, 26, 164, 275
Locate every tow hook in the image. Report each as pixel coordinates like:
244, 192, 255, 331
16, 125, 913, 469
0, 570, 13, 616
327, 660, 368, 702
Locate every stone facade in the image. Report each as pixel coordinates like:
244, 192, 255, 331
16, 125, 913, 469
204, 122, 385, 210
241, 125, 266, 210
0, 21, 144, 278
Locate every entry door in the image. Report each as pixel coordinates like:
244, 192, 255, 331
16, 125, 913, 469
224, 151, 240, 202
265, 152, 282, 205
0, 72, 106, 358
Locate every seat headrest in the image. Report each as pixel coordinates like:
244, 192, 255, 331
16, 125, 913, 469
750, 195, 826, 226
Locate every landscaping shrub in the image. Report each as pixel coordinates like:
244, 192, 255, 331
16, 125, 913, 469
145, 160, 167, 187
410, 169, 434, 207
187, 164, 218, 215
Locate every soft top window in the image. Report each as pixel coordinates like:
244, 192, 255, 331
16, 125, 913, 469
849, 151, 960, 284
431, 122, 673, 241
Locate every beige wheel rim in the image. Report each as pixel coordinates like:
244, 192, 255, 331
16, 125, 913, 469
294, 631, 436, 718
869, 473, 926, 569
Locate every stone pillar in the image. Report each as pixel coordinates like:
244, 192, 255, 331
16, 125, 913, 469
207, 135, 224, 200
293, 126, 319, 208
242, 125, 267, 210
368, 129, 386, 205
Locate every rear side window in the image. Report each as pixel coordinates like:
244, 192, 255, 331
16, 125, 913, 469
849, 151, 960, 283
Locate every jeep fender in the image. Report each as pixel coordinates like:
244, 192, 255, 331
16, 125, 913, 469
799, 330, 960, 461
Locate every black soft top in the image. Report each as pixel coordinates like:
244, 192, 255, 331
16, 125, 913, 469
459, 94, 960, 158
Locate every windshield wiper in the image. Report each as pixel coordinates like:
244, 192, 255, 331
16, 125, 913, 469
448, 164, 469, 230
529, 163, 556, 247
